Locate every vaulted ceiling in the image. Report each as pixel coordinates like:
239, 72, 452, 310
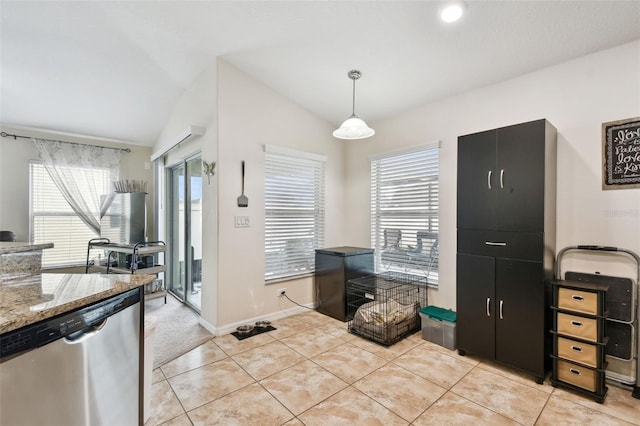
1, 1, 639, 145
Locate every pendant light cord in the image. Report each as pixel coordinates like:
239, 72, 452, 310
351, 77, 356, 117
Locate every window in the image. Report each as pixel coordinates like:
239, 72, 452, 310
371, 145, 439, 284
30, 162, 114, 267
264, 146, 325, 282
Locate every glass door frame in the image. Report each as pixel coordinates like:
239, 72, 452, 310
166, 153, 201, 313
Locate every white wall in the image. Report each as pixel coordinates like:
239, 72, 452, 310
151, 61, 219, 329
154, 59, 345, 332
215, 60, 345, 330
0, 125, 153, 245
345, 40, 640, 311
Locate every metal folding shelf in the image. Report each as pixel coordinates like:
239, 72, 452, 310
554, 245, 640, 399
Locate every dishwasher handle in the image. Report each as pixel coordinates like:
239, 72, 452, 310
64, 318, 108, 344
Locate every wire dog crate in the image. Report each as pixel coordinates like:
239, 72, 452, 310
347, 271, 428, 346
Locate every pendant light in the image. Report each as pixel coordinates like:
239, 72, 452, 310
333, 70, 375, 140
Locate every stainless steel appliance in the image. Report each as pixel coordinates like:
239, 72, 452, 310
0, 289, 143, 425
100, 192, 147, 244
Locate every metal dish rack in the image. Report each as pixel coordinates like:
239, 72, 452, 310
555, 245, 640, 399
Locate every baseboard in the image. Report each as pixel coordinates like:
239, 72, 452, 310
214, 303, 316, 336
198, 316, 217, 336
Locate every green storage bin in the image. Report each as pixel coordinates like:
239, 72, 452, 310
419, 306, 456, 350
420, 306, 457, 323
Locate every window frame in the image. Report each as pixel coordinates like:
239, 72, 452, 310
29, 161, 115, 268
264, 145, 326, 283
370, 143, 440, 285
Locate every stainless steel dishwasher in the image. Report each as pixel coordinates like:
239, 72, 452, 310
1, 288, 143, 426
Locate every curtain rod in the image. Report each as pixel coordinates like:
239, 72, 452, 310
0, 131, 132, 153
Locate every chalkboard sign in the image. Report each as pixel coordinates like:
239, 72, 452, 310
603, 117, 640, 190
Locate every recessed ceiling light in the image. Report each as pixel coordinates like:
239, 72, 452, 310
440, 2, 466, 23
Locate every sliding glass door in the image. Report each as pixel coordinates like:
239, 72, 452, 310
188, 157, 203, 310
167, 155, 202, 312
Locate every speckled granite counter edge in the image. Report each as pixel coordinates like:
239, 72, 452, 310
0, 242, 54, 255
0, 273, 155, 334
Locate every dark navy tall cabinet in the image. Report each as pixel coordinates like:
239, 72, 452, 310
456, 119, 557, 383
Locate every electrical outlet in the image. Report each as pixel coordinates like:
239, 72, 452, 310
278, 288, 286, 297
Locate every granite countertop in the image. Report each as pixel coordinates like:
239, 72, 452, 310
0, 242, 55, 255
0, 273, 155, 334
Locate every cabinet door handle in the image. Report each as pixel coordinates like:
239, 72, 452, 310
569, 368, 581, 376
571, 345, 583, 352
571, 320, 583, 327
499, 300, 504, 320
487, 170, 492, 189
572, 295, 584, 301
486, 298, 491, 317
485, 241, 507, 246
500, 169, 504, 188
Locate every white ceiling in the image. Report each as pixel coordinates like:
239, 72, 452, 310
1, 1, 639, 146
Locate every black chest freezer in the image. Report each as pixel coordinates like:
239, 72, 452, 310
315, 247, 374, 321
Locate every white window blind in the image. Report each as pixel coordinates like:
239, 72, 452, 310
264, 148, 325, 282
371, 145, 439, 284
30, 162, 113, 267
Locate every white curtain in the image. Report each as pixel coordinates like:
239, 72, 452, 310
32, 138, 121, 235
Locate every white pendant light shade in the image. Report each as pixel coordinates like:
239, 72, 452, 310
333, 70, 374, 140
333, 115, 375, 139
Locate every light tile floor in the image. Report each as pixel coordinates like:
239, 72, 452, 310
146, 310, 640, 425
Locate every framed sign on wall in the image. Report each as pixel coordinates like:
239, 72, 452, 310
602, 117, 640, 190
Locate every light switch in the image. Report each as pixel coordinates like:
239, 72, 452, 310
235, 216, 250, 227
